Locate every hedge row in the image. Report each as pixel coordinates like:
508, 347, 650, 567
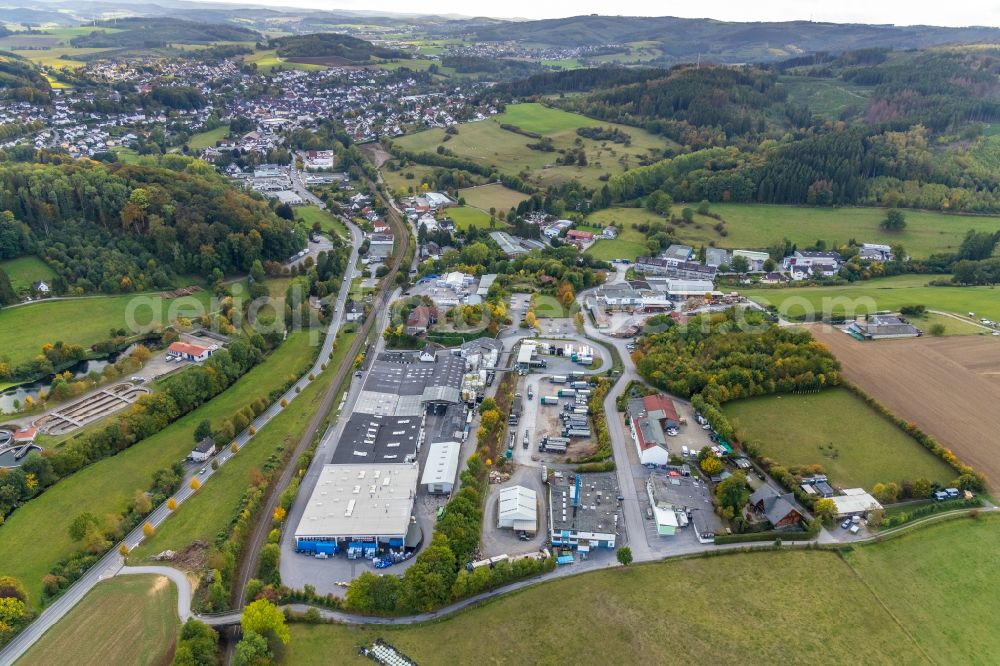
714, 520, 820, 544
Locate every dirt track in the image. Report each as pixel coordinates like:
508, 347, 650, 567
811, 326, 1000, 492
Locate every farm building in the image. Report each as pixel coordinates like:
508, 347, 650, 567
830, 488, 883, 518
420, 441, 461, 494
744, 484, 805, 530
168, 341, 217, 362
847, 315, 921, 340
626, 394, 681, 467
549, 473, 618, 551
293, 463, 419, 556
497, 485, 538, 532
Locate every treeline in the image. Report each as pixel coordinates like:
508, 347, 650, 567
577, 125, 631, 144
0, 334, 272, 523
0, 156, 304, 294
480, 66, 670, 99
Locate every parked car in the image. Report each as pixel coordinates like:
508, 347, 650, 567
841, 520, 851, 529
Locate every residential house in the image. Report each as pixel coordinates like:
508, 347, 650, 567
189, 437, 217, 463
745, 485, 804, 530
344, 301, 364, 323
783, 250, 842, 279
406, 304, 438, 336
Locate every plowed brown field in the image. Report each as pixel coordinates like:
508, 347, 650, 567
810, 326, 1000, 492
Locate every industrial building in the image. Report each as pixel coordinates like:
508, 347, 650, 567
497, 485, 538, 532
646, 473, 722, 542
420, 441, 461, 494
293, 463, 419, 557
331, 413, 423, 465
354, 351, 465, 416
549, 473, 619, 551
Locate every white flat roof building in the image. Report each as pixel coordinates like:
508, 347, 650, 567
421, 441, 461, 494
497, 485, 537, 532
294, 463, 418, 546
831, 488, 883, 517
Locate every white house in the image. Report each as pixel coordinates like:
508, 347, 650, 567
497, 485, 537, 532
189, 437, 217, 462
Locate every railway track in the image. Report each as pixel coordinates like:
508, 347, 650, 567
225, 174, 410, 648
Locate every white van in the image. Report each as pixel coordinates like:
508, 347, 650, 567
681, 445, 689, 458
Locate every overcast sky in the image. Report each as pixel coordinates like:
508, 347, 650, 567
217, 0, 1000, 27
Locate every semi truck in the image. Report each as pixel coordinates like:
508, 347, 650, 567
540, 395, 559, 405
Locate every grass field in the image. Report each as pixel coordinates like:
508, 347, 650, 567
0, 332, 316, 608
287, 516, 1000, 664
724, 388, 954, 489
589, 204, 1000, 259
0, 255, 57, 294
579, 222, 650, 261
740, 274, 1000, 323
295, 205, 350, 240
395, 103, 674, 189
244, 49, 326, 72
908, 311, 985, 336
131, 329, 355, 561
445, 206, 495, 230
457, 183, 530, 213
0, 291, 213, 369
17, 574, 178, 666
186, 124, 229, 151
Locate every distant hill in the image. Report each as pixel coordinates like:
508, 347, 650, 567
463, 15, 1000, 63
70, 17, 257, 48
270, 33, 408, 64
